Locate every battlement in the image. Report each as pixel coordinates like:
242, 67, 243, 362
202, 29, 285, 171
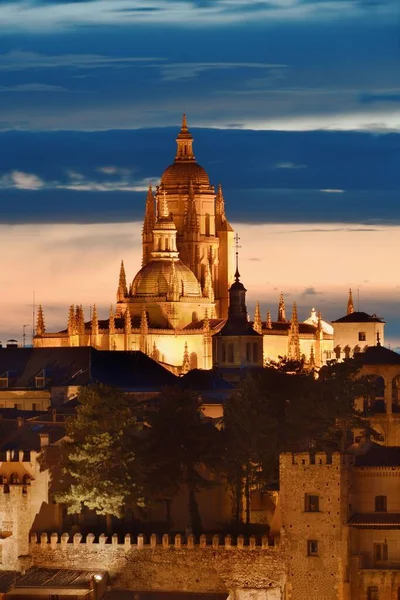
31, 531, 278, 551
280, 451, 355, 468
0, 449, 36, 463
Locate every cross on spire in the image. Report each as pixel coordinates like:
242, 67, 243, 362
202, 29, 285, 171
234, 232, 241, 281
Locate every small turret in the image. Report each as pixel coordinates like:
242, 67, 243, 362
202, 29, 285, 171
288, 302, 300, 361
347, 288, 354, 315
140, 305, 149, 334
184, 181, 200, 237
36, 305, 45, 336
278, 292, 286, 322
109, 305, 115, 335
182, 342, 190, 374
68, 305, 76, 336
91, 304, 99, 336
253, 301, 262, 334
266, 309, 272, 329
117, 260, 128, 302
143, 184, 155, 234
215, 183, 227, 229
124, 307, 131, 334
76, 305, 85, 335
203, 261, 214, 302
309, 344, 316, 367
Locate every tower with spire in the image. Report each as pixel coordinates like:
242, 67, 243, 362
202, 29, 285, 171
213, 233, 263, 379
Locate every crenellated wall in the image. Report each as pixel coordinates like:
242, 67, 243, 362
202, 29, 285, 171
27, 532, 286, 598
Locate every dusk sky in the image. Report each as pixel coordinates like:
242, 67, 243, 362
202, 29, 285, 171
0, 0, 399, 348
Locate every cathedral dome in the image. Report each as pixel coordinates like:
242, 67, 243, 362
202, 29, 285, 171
161, 161, 210, 188
132, 259, 202, 298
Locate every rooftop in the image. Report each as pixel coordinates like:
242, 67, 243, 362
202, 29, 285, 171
332, 311, 384, 324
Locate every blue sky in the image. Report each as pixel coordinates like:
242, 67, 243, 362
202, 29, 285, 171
0, 0, 399, 346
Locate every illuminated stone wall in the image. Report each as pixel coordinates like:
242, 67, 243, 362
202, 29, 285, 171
28, 533, 286, 598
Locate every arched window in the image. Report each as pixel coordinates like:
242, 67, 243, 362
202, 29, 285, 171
375, 495, 387, 512
253, 343, 259, 363
228, 343, 234, 363
367, 587, 379, 600
246, 342, 251, 362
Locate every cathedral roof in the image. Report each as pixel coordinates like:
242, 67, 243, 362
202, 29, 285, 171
132, 259, 202, 298
161, 161, 210, 188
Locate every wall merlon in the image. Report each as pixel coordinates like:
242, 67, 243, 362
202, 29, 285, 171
30, 532, 276, 551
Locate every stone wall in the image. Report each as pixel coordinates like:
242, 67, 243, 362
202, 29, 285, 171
28, 533, 286, 597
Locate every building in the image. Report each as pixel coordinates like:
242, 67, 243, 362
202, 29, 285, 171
33, 116, 339, 372
332, 289, 385, 359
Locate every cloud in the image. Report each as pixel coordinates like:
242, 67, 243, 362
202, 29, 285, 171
159, 62, 287, 82
0, 168, 155, 193
0, 0, 396, 32
0, 83, 68, 92
301, 287, 321, 296
320, 189, 345, 193
0, 171, 44, 190
0, 50, 162, 72
272, 162, 307, 169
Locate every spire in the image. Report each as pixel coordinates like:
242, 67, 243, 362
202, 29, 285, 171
234, 232, 241, 282
124, 307, 131, 334
203, 260, 214, 302
288, 302, 300, 361
215, 183, 227, 227
266, 309, 272, 329
182, 342, 190, 374
175, 113, 195, 162
143, 184, 155, 234
347, 288, 354, 315
109, 304, 115, 334
203, 308, 210, 334
91, 303, 99, 336
184, 180, 200, 234
76, 305, 85, 335
167, 260, 180, 301
317, 311, 323, 333
36, 304, 45, 336
140, 305, 149, 334
158, 190, 171, 221
309, 345, 316, 368
68, 305, 76, 336
151, 341, 159, 361
277, 292, 286, 322
253, 301, 262, 334
117, 260, 128, 302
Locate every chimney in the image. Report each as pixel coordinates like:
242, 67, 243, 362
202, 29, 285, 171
39, 433, 49, 447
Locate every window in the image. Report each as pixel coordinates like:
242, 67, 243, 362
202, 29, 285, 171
359, 332, 366, 341
307, 540, 319, 556
35, 370, 45, 388
367, 586, 379, 600
305, 494, 320, 512
375, 495, 387, 512
0, 373, 8, 389
374, 543, 388, 563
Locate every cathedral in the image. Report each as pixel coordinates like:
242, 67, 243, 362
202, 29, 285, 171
34, 116, 340, 372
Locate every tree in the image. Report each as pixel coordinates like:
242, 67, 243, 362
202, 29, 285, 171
54, 383, 145, 519
141, 386, 222, 534
222, 358, 374, 525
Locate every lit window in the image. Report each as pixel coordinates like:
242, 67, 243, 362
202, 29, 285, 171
359, 332, 366, 342
375, 496, 387, 512
307, 540, 319, 556
305, 494, 320, 512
